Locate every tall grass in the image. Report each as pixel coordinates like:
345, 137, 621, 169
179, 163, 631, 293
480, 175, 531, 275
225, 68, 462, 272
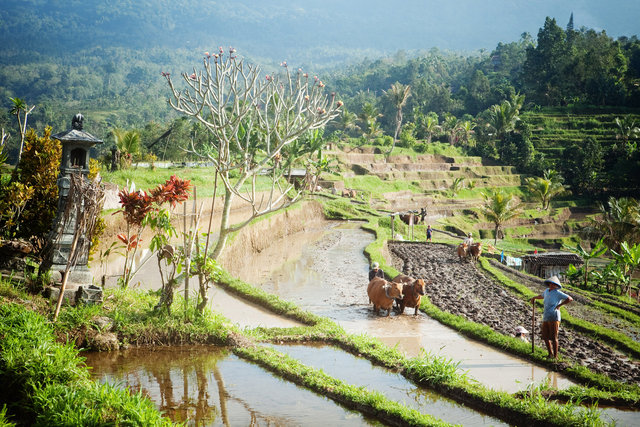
0, 303, 176, 426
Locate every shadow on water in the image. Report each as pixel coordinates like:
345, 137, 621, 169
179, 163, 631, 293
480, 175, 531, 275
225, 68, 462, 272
83, 346, 377, 426
268, 342, 508, 427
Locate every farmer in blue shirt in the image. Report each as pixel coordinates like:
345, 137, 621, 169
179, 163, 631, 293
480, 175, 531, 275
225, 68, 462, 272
529, 275, 573, 359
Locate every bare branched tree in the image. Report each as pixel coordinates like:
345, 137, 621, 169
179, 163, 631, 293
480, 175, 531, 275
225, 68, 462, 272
163, 49, 341, 259
10, 97, 36, 166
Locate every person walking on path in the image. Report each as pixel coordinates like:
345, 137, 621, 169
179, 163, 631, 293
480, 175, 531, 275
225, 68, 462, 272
426, 225, 433, 242
369, 262, 384, 281
529, 275, 573, 359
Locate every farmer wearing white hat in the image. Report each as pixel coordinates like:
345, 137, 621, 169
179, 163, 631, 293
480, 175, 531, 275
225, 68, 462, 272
515, 326, 529, 341
368, 262, 384, 281
529, 275, 573, 359
463, 232, 474, 246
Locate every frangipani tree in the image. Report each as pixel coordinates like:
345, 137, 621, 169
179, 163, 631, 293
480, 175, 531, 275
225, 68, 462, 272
164, 48, 341, 260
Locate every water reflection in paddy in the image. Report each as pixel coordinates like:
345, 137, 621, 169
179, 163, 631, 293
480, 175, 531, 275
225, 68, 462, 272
247, 221, 574, 393
84, 346, 376, 426
269, 342, 508, 427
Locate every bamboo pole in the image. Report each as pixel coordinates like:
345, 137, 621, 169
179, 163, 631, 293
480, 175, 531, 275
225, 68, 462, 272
183, 195, 189, 305
531, 300, 535, 354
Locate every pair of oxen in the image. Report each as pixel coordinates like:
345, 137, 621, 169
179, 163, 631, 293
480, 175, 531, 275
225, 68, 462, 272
367, 274, 427, 317
457, 242, 483, 262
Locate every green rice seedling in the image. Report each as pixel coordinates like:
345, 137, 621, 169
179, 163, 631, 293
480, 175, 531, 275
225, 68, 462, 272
235, 345, 451, 427
32, 382, 176, 427
403, 350, 469, 385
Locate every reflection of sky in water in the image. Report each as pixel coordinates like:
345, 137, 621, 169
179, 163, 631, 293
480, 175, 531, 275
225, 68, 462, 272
85, 346, 374, 426
259, 224, 575, 393
270, 343, 508, 427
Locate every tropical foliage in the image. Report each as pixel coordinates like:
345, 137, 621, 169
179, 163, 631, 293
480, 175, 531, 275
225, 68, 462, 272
481, 189, 521, 244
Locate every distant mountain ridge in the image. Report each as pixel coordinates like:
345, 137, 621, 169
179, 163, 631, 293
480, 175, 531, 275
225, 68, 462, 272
2, 0, 639, 66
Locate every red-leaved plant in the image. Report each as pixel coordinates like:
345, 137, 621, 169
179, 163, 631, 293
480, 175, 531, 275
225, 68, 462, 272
114, 175, 191, 288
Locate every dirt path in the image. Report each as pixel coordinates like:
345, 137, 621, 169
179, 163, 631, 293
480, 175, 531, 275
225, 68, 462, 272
389, 242, 640, 385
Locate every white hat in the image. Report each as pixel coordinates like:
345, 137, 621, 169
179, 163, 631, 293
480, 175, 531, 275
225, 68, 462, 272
544, 275, 562, 288
372, 262, 379, 269
515, 326, 529, 334
468, 232, 472, 237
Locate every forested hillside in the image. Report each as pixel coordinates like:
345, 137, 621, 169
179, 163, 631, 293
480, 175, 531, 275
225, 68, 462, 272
1, 2, 639, 196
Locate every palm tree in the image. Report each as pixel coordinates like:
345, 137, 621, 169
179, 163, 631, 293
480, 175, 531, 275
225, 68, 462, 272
383, 82, 411, 154
112, 128, 141, 169
481, 189, 521, 245
457, 120, 475, 146
442, 114, 460, 145
358, 102, 381, 128
487, 100, 519, 141
525, 169, 566, 210
338, 109, 360, 137
358, 102, 383, 142
364, 120, 384, 141
422, 114, 440, 144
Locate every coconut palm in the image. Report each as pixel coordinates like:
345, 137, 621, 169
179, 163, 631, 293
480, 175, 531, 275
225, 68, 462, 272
525, 169, 566, 210
358, 102, 381, 128
481, 189, 521, 244
383, 82, 411, 154
338, 109, 360, 137
457, 120, 475, 146
421, 114, 440, 143
487, 100, 520, 140
113, 128, 141, 157
442, 114, 460, 145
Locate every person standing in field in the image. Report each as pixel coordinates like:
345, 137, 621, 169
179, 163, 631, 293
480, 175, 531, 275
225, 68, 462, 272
529, 276, 573, 359
426, 225, 433, 242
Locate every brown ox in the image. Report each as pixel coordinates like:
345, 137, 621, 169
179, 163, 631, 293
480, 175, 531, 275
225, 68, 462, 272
342, 188, 357, 198
367, 277, 403, 316
469, 242, 482, 262
457, 243, 468, 261
399, 207, 427, 225
392, 274, 427, 315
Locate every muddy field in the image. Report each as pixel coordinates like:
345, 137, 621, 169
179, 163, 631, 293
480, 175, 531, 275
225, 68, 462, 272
389, 242, 640, 385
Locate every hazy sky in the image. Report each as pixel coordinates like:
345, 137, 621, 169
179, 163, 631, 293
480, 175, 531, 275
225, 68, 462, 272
2, 0, 638, 65
255, 0, 640, 52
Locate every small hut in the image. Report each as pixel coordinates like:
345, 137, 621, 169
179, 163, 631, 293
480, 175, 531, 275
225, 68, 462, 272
521, 252, 584, 280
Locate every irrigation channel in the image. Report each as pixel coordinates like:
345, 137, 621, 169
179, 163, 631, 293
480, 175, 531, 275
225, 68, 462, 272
90, 219, 639, 426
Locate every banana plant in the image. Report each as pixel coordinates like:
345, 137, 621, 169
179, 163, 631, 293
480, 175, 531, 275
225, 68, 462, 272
610, 241, 640, 295
567, 238, 608, 289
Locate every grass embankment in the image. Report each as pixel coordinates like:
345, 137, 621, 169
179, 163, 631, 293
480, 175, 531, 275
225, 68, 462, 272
0, 302, 176, 426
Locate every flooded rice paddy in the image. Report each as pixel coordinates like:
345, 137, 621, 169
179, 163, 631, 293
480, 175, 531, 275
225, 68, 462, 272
89, 219, 640, 425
